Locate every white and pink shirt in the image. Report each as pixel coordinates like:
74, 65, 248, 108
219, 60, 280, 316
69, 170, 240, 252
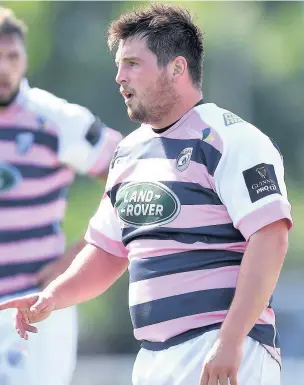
0, 79, 122, 296
86, 102, 292, 365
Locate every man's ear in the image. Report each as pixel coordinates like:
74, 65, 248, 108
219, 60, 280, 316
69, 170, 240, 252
172, 56, 187, 78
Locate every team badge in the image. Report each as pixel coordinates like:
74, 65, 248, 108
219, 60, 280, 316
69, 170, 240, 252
176, 147, 193, 172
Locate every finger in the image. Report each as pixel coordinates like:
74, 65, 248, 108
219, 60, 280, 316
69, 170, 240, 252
22, 319, 38, 334
14, 310, 23, 327
0, 298, 27, 310
229, 372, 238, 385
200, 365, 209, 385
15, 312, 26, 339
218, 373, 228, 385
207, 375, 219, 385
0, 294, 38, 310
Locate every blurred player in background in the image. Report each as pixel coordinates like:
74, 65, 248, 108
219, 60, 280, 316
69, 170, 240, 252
0, 7, 122, 385
0, 4, 293, 385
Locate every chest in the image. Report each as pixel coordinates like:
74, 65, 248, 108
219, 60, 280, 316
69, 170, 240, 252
109, 137, 222, 229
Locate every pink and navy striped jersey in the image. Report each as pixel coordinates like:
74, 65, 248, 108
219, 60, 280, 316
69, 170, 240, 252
85, 102, 292, 365
0, 79, 122, 297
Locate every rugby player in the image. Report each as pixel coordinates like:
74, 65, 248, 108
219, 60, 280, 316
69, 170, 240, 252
0, 7, 122, 385
0, 4, 292, 385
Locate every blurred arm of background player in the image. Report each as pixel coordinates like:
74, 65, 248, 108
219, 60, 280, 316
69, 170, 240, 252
35, 176, 109, 289
35, 237, 87, 289
0, 244, 128, 338
33, 110, 122, 289
35, 167, 110, 289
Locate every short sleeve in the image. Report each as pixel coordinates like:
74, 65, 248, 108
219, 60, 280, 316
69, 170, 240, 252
56, 103, 123, 175
28, 87, 123, 175
214, 123, 293, 240
85, 192, 128, 258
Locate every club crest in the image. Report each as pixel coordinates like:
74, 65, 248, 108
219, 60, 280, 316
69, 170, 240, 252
176, 147, 193, 172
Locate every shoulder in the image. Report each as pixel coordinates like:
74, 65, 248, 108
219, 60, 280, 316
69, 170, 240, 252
26, 87, 94, 133
193, 103, 270, 149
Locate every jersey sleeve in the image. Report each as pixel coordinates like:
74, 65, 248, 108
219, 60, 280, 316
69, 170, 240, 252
85, 191, 128, 258
214, 123, 293, 240
56, 102, 123, 175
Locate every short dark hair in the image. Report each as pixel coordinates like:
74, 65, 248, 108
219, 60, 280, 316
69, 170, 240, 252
0, 7, 27, 41
107, 3, 204, 89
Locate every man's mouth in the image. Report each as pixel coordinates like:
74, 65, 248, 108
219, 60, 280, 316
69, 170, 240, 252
121, 90, 134, 101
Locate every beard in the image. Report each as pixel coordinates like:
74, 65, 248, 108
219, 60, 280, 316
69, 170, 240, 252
0, 84, 20, 107
128, 70, 179, 126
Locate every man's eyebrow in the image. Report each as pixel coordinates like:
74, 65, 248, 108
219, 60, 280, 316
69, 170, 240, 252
116, 56, 141, 65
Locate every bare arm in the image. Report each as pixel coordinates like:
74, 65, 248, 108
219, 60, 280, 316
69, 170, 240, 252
45, 243, 129, 310
219, 219, 289, 343
200, 219, 289, 384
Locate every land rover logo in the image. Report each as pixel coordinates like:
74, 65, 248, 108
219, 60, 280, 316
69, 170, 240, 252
115, 182, 180, 227
0, 164, 21, 193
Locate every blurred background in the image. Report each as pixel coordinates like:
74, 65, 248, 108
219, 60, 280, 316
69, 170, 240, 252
4, 1, 304, 384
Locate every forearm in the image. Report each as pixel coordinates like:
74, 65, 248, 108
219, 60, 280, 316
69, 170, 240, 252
219, 220, 289, 343
44, 244, 129, 310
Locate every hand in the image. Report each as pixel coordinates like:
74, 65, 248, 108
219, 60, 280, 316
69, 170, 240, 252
0, 291, 56, 340
200, 337, 243, 385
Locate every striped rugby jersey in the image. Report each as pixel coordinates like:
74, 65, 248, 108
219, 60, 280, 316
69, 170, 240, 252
0, 79, 122, 297
85, 102, 292, 365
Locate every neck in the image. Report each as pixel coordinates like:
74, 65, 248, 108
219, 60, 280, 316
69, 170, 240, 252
152, 89, 203, 130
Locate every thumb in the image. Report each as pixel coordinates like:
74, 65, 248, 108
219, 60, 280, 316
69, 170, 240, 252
30, 294, 52, 313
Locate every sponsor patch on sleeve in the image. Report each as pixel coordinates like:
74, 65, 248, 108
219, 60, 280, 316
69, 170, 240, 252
223, 112, 244, 126
243, 163, 281, 203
